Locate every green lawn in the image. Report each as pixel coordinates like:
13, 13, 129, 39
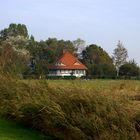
0, 119, 52, 140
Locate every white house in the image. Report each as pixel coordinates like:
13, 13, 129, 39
48, 51, 87, 77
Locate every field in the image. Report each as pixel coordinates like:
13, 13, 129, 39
0, 76, 140, 140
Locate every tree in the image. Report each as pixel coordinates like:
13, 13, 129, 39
82, 44, 116, 77
73, 38, 86, 55
0, 23, 28, 43
119, 60, 140, 77
113, 41, 128, 77
46, 38, 76, 63
34, 59, 48, 79
0, 41, 30, 77
119, 63, 140, 78
26, 35, 37, 55
0, 23, 30, 77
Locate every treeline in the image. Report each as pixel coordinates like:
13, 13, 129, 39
0, 23, 140, 79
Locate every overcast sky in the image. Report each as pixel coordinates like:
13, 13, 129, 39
0, 0, 140, 64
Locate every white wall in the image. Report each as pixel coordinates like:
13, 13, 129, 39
48, 69, 86, 77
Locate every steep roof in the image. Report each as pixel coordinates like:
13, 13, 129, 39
49, 51, 87, 70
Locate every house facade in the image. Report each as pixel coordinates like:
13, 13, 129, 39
48, 51, 87, 77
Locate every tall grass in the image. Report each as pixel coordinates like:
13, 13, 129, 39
0, 76, 140, 139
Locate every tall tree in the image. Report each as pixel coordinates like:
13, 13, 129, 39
113, 41, 128, 77
0, 23, 28, 43
46, 38, 76, 63
0, 23, 29, 51
0, 41, 30, 77
73, 38, 85, 53
0, 23, 30, 77
82, 44, 116, 77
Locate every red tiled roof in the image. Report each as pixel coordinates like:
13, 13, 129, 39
49, 51, 87, 70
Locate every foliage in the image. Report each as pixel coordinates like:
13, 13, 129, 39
34, 59, 48, 78
119, 60, 140, 77
0, 23, 28, 42
0, 23, 30, 77
46, 38, 76, 63
0, 41, 29, 77
82, 44, 116, 77
28, 38, 76, 64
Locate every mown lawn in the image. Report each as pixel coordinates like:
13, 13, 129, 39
0, 119, 52, 140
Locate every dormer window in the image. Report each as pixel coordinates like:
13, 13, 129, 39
74, 61, 81, 65
55, 61, 65, 66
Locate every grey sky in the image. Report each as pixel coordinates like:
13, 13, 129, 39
0, 0, 140, 64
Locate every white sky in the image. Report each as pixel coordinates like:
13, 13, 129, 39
0, 0, 140, 65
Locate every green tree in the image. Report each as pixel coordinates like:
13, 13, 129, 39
0, 23, 30, 77
0, 41, 29, 77
0, 23, 28, 43
119, 60, 140, 77
82, 44, 116, 78
46, 38, 76, 63
26, 35, 37, 55
34, 59, 48, 79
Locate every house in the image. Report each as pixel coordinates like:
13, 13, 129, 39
48, 51, 87, 77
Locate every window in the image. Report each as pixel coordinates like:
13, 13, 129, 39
55, 62, 65, 66
74, 62, 80, 65
72, 70, 75, 74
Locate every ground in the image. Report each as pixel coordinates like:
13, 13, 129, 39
0, 119, 52, 140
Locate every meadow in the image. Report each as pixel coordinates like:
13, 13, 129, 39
0, 76, 140, 140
